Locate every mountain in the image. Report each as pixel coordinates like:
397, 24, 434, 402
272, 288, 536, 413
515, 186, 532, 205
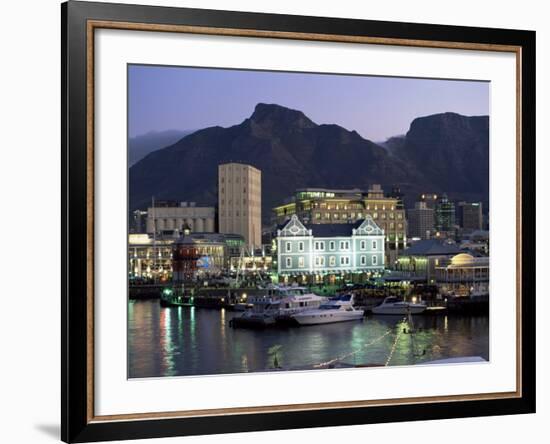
129, 129, 195, 166
389, 112, 489, 199
129, 104, 489, 223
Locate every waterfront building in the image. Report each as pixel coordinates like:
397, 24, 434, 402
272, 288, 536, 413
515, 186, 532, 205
275, 214, 385, 277
435, 253, 489, 297
395, 239, 461, 283
434, 194, 456, 233
145, 200, 215, 234
129, 232, 178, 282
407, 201, 435, 239
458, 201, 483, 232
218, 162, 262, 249
172, 233, 226, 281
272, 184, 406, 262
128, 231, 245, 281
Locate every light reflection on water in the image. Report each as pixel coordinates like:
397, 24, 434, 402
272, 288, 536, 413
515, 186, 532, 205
128, 300, 489, 378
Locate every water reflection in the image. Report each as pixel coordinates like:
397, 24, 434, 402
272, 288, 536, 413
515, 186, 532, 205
128, 300, 489, 378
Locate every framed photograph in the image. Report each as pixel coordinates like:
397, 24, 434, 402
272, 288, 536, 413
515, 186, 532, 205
62, 1, 535, 442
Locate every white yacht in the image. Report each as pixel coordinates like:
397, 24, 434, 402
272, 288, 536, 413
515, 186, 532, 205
230, 286, 324, 327
371, 296, 427, 315
292, 294, 364, 326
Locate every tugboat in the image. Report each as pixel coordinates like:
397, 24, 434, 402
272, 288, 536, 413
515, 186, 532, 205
159, 286, 195, 307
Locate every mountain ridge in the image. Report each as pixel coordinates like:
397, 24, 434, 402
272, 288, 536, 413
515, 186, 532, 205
129, 104, 489, 223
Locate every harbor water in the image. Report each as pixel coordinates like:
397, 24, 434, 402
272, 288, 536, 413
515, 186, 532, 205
128, 299, 489, 378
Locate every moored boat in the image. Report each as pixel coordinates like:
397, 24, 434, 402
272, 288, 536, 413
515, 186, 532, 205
291, 294, 364, 325
230, 285, 325, 327
371, 296, 427, 315
159, 287, 195, 307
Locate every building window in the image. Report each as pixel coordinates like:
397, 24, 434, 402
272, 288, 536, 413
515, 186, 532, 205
315, 241, 325, 251
298, 257, 305, 268
329, 241, 335, 250
315, 256, 325, 267
286, 257, 292, 268
361, 255, 367, 265
373, 212, 378, 219
372, 255, 378, 265
340, 256, 350, 266
360, 240, 366, 250
286, 242, 291, 253
372, 240, 377, 250
329, 256, 336, 266
298, 241, 304, 252
333, 213, 339, 220
315, 212, 321, 219
339, 241, 350, 250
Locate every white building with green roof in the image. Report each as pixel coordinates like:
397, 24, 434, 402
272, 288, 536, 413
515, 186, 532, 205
276, 215, 385, 275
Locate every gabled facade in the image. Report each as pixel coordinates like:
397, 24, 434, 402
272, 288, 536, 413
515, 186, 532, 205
276, 215, 385, 275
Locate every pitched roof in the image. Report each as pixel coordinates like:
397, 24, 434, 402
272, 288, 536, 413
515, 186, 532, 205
403, 239, 461, 256
304, 221, 362, 237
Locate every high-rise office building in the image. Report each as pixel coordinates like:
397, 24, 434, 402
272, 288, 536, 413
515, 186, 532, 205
458, 201, 483, 231
435, 194, 456, 232
419, 193, 439, 209
407, 201, 435, 239
218, 162, 262, 248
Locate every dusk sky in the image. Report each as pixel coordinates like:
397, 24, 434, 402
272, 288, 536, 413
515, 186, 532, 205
128, 64, 489, 142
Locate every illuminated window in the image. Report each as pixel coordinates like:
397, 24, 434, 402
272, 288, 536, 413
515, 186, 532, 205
329, 256, 336, 266
286, 257, 292, 268
373, 212, 378, 219
298, 257, 305, 268
333, 213, 339, 220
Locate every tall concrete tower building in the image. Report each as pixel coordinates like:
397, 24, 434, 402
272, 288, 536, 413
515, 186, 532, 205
218, 162, 262, 248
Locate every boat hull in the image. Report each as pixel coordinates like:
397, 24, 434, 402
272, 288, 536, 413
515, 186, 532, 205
293, 311, 364, 325
229, 315, 276, 328
371, 305, 426, 315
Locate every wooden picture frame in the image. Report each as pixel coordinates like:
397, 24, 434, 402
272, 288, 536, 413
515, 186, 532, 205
62, 1, 536, 442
